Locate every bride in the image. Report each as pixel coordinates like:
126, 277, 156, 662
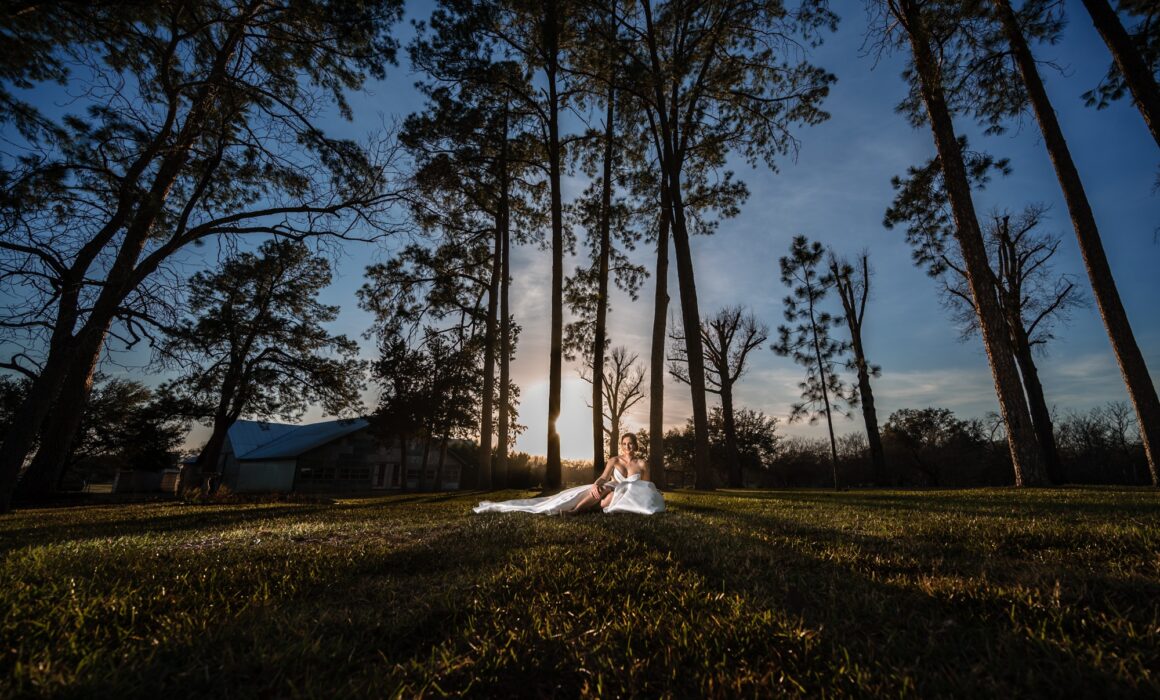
473, 433, 665, 515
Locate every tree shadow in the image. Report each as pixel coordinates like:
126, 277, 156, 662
0, 492, 489, 553
0, 503, 335, 553
603, 502, 1156, 697
54, 514, 540, 698
10, 492, 1157, 697
697, 486, 1160, 519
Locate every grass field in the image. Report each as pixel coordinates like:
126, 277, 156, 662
1, 487, 1157, 698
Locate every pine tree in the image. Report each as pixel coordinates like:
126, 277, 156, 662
773, 236, 855, 490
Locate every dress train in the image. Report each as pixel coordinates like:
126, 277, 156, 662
472, 468, 665, 515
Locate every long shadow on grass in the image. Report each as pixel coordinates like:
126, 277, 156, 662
705, 487, 1160, 520
0, 491, 493, 552
0, 503, 336, 553
672, 501, 1160, 599
597, 502, 1156, 698
51, 508, 580, 699
671, 496, 1159, 615
16, 494, 1157, 698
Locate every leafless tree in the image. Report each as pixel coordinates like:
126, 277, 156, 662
581, 345, 644, 462
940, 205, 1085, 482
671, 306, 768, 488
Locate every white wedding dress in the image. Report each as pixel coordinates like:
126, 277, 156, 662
473, 467, 665, 515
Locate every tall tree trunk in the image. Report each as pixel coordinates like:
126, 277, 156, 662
608, 418, 620, 466
180, 357, 248, 494
478, 206, 502, 490
851, 350, 885, 485
184, 412, 237, 494
899, 0, 1047, 485
0, 352, 70, 512
993, 0, 1160, 485
854, 357, 886, 485
1010, 320, 1063, 484
13, 331, 104, 502
435, 438, 448, 491
592, 76, 616, 478
807, 292, 841, 490
419, 437, 432, 491
1081, 0, 1160, 148
720, 384, 743, 488
667, 166, 713, 490
832, 261, 887, 485
496, 108, 512, 490
544, 0, 563, 489
648, 188, 670, 489
0, 213, 160, 507
398, 434, 409, 490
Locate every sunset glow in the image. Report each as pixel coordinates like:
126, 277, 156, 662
515, 377, 604, 461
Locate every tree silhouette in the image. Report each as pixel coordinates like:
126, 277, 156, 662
417, 0, 582, 488
594, 345, 645, 461
869, 0, 1047, 486
619, 0, 836, 489
68, 377, 188, 484
986, 0, 1160, 485
663, 406, 780, 487
670, 306, 768, 488
828, 251, 887, 486
886, 147, 1087, 485
402, 19, 542, 487
772, 236, 854, 490
1080, 0, 1160, 147
943, 207, 1083, 483
373, 334, 430, 490
160, 240, 366, 493
883, 407, 986, 487
0, 0, 406, 512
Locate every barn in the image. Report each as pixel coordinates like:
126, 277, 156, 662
211, 418, 468, 492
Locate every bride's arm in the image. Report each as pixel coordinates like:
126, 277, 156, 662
590, 458, 617, 499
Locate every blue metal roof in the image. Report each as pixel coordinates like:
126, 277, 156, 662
228, 418, 370, 460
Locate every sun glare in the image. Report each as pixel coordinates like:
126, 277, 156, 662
514, 377, 596, 461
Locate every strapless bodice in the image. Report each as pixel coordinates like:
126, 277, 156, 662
613, 467, 642, 484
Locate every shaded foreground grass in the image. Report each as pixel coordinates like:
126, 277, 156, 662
1, 488, 1157, 698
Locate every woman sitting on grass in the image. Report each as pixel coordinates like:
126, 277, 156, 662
473, 433, 665, 516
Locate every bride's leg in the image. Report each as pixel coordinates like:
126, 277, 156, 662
564, 491, 598, 515
565, 486, 608, 515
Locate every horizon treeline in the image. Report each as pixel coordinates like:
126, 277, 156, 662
0, 0, 1157, 509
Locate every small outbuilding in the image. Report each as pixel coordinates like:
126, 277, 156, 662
211, 418, 468, 493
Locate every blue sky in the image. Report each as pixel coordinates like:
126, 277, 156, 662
15, 1, 1156, 460
313, 0, 1159, 459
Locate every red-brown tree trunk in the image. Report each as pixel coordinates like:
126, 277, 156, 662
1081, 0, 1160, 148
993, 0, 1160, 485
897, 0, 1047, 485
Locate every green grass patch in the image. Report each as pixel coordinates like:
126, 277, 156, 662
2, 488, 1157, 697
